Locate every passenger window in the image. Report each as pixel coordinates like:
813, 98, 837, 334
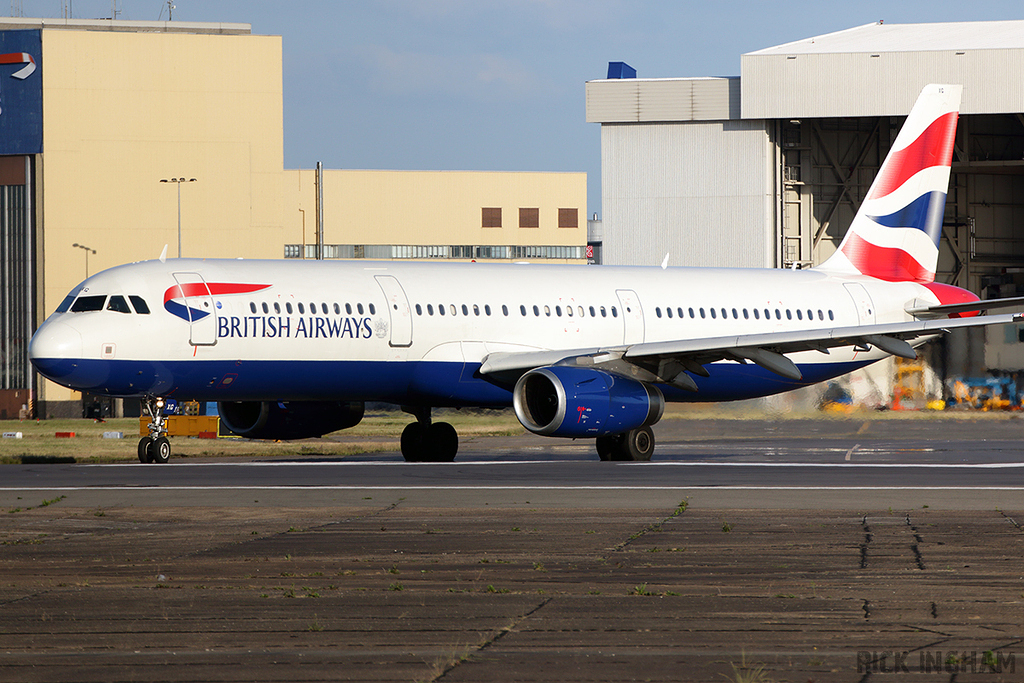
533, 305, 540, 316
262, 302, 269, 314
250, 302, 258, 314
578, 306, 585, 317
322, 303, 329, 315
666, 307, 672, 319
555, 306, 561, 317
275, 302, 282, 314
689, 307, 695, 318
721, 308, 727, 319
600, 306, 606, 317
485, 305, 491, 316
807, 309, 813, 320
677, 307, 684, 318
753, 309, 760, 320
415, 304, 422, 315
128, 295, 150, 314
462, 304, 469, 316
107, 295, 131, 314
473, 304, 480, 316
742, 308, 748, 320
346, 303, 353, 315
71, 295, 106, 312
357, 303, 364, 315
449, 304, 456, 316
796, 309, 803, 320
544, 305, 551, 317
656, 307, 662, 318
333, 303, 340, 314
611, 307, 618, 318
520, 305, 526, 316
369, 304, 376, 314
818, 310, 823, 320
700, 308, 706, 319
765, 309, 770, 319
427, 304, 434, 315
286, 302, 293, 314
566, 306, 573, 317
828, 310, 834, 321
439, 304, 446, 316
298, 303, 305, 314
710, 308, 717, 319
589, 306, 596, 317
732, 308, 738, 319
775, 309, 781, 320
309, 302, 316, 313
786, 309, 792, 320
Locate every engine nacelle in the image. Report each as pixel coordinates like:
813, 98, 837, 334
217, 400, 364, 440
512, 366, 664, 438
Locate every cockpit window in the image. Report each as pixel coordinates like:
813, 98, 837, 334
70, 295, 107, 312
107, 295, 131, 313
55, 294, 75, 313
129, 296, 150, 314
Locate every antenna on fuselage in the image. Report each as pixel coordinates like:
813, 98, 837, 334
159, 244, 168, 263
661, 253, 669, 270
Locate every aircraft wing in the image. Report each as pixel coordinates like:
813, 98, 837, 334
478, 310, 1024, 389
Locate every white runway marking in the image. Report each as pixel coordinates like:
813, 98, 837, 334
2, 486, 1024, 492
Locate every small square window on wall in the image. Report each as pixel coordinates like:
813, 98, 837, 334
482, 207, 502, 228
519, 207, 539, 228
558, 208, 578, 228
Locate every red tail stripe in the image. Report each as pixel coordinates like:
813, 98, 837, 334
840, 233, 933, 283
867, 111, 958, 200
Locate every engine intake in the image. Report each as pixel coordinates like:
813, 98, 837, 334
218, 400, 364, 440
513, 366, 663, 438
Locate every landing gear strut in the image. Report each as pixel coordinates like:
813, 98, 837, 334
138, 397, 172, 464
596, 426, 655, 462
400, 407, 458, 462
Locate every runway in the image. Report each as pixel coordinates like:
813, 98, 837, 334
3, 416, 1023, 509
2, 417, 1024, 682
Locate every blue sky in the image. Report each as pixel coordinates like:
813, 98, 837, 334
14, 1, 1024, 215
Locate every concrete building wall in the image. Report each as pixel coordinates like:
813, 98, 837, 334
281, 169, 587, 258
600, 120, 775, 267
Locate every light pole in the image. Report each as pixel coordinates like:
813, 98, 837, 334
72, 242, 96, 278
160, 177, 197, 258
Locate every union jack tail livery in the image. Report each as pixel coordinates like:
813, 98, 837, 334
818, 84, 961, 283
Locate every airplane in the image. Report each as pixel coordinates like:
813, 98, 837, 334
28, 84, 1024, 464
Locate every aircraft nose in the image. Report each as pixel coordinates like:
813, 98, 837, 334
29, 320, 83, 381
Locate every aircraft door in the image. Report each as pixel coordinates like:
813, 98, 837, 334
615, 289, 645, 345
843, 283, 876, 325
374, 275, 413, 348
171, 272, 217, 346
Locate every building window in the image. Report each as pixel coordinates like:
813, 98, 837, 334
482, 207, 502, 228
519, 207, 539, 228
558, 208, 578, 229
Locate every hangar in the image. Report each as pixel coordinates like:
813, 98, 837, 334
587, 19, 1024, 388
0, 17, 586, 418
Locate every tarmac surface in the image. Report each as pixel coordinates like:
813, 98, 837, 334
2, 416, 1024, 681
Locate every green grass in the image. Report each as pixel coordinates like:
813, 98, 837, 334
0, 409, 524, 464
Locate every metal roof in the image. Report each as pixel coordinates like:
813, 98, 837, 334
0, 17, 251, 35
748, 20, 1024, 55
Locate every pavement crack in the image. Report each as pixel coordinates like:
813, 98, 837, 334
433, 597, 553, 681
860, 517, 872, 569
608, 499, 689, 555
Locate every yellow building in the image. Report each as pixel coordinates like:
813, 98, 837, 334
0, 18, 586, 418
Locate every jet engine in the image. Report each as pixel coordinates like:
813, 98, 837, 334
512, 366, 663, 438
217, 400, 364, 440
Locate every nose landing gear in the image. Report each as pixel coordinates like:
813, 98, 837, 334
138, 397, 172, 464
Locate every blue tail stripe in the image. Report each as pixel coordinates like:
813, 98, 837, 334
867, 191, 946, 245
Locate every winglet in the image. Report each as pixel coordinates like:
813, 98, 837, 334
159, 245, 168, 263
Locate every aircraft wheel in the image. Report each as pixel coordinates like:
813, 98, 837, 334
138, 437, 154, 463
401, 422, 427, 462
596, 436, 616, 461
151, 437, 171, 464
622, 426, 655, 461
428, 422, 458, 462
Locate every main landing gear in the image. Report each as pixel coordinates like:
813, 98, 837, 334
138, 397, 172, 464
400, 407, 458, 462
595, 426, 655, 462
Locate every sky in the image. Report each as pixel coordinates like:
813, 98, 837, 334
12, 1, 1024, 215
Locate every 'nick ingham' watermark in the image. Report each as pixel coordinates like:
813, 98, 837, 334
857, 650, 1015, 674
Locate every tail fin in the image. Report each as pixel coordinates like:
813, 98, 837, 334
817, 84, 961, 283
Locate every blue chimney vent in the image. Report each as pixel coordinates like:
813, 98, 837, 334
606, 62, 636, 79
